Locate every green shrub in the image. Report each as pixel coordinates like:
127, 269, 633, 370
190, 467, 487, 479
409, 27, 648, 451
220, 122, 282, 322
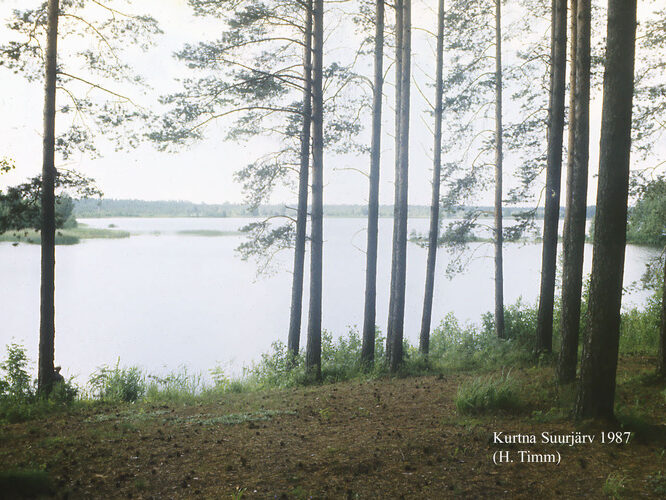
88, 361, 145, 402
455, 373, 522, 415
248, 340, 307, 389
321, 329, 363, 382
620, 306, 660, 355
248, 329, 385, 387
0, 343, 34, 401
430, 310, 533, 372
602, 472, 626, 499
50, 379, 78, 405
0, 344, 79, 422
145, 367, 202, 403
481, 298, 539, 347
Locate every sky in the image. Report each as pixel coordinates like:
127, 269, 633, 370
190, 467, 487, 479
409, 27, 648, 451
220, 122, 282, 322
0, 0, 662, 207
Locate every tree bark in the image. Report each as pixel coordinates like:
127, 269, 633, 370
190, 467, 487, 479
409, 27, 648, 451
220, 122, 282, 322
387, 0, 411, 372
38, 0, 59, 395
493, 0, 505, 340
657, 252, 666, 378
287, 1, 313, 361
558, 0, 590, 384
419, 0, 444, 355
536, 0, 568, 354
361, 0, 385, 366
306, 0, 324, 380
386, 0, 403, 366
575, 0, 637, 421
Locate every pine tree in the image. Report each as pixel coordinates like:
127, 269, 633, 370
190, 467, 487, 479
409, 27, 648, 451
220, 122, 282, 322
536, 0, 568, 354
558, 0, 591, 384
387, 0, 411, 372
419, 0, 445, 354
575, 0, 637, 421
306, 0, 325, 380
361, 0, 385, 366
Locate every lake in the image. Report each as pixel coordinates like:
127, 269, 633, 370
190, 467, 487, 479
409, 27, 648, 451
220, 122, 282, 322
0, 217, 659, 383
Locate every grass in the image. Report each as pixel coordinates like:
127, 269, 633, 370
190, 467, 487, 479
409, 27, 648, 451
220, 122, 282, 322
647, 472, 666, 496
454, 373, 522, 415
175, 409, 296, 425
0, 223, 129, 245
602, 472, 626, 499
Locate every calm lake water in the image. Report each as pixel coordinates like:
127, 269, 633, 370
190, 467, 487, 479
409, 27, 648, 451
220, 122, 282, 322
0, 217, 659, 383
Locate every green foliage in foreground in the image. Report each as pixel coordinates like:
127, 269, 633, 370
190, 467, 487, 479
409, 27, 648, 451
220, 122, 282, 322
0, 292, 661, 421
455, 373, 522, 415
88, 362, 145, 403
0, 344, 78, 423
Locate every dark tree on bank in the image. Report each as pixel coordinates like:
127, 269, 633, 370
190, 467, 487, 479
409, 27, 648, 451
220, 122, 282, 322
575, 0, 637, 421
536, 0, 568, 354
287, 0, 313, 360
558, 0, 591, 384
1, 0, 159, 394
305, 0, 324, 379
387, 0, 411, 372
419, 0, 445, 355
0, 171, 101, 235
361, 0, 385, 366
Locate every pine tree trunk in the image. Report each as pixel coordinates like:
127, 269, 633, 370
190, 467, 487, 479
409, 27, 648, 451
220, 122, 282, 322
575, 0, 637, 421
536, 0, 568, 354
493, 0, 505, 340
287, 1, 313, 361
361, 0, 385, 366
558, 0, 590, 384
306, 0, 324, 381
388, 0, 411, 372
657, 253, 666, 378
419, 0, 444, 355
386, 0, 403, 366
38, 0, 59, 395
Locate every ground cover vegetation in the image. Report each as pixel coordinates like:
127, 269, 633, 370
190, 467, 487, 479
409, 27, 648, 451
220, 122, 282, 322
1, 0, 665, 496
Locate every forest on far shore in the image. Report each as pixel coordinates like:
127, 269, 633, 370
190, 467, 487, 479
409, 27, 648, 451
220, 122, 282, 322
72, 198, 592, 219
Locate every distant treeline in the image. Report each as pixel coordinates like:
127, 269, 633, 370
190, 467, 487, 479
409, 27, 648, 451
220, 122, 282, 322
74, 199, 596, 219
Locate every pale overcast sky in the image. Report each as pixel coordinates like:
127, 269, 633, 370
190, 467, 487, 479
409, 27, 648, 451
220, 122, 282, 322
0, 0, 662, 206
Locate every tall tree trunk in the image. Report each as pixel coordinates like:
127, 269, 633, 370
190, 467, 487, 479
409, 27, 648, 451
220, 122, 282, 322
575, 0, 637, 421
388, 0, 411, 372
536, 0, 568, 354
656, 252, 666, 378
419, 0, 444, 355
38, 0, 59, 395
361, 0, 384, 366
493, 0, 505, 340
386, 0, 403, 366
361, 0, 385, 366
306, 0, 324, 380
287, 1, 313, 361
558, 0, 590, 384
